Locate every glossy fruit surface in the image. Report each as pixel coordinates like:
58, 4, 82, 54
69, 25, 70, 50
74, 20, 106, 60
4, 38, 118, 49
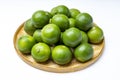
80, 31, 88, 43
51, 5, 70, 17
70, 8, 80, 18
52, 45, 72, 65
24, 19, 36, 36
63, 27, 82, 47
74, 43, 93, 62
76, 13, 93, 31
31, 43, 51, 62
87, 26, 104, 43
32, 10, 50, 28
41, 24, 61, 44
33, 29, 42, 42
69, 18, 76, 27
51, 14, 69, 31
17, 35, 36, 54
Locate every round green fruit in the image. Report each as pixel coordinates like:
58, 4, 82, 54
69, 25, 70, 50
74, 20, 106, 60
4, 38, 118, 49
17, 35, 36, 54
32, 10, 50, 28
51, 14, 69, 31
74, 43, 93, 62
24, 19, 36, 36
52, 45, 72, 65
41, 24, 61, 45
31, 43, 51, 62
87, 26, 104, 43
76, 13, 93, 31
51, 5, 70, 17
63, 27, 82, 47
33, 29, 42, 42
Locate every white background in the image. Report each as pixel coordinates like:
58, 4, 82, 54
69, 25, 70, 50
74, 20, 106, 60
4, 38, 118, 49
0, 0, 120, 80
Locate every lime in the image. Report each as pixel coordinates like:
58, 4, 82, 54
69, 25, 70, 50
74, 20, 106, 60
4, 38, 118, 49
74, 43, 93, 62
51, 5, 70, 17
24, 19, 36, 36
80, 31, 88, 43
63, 27, 82, 47
45, 11, 52, 18
76, 13, 93, 31
17, 35, 36, 54
52, 45, 72, 65
69, 18, 76, 27
32, 10, 50, 28
31, 43, 51, 62
41, 24, 61, 45
69, 8, 80, 18
33, 29, 42, 42
51, 14, 69, 31
87, 26, 104, 43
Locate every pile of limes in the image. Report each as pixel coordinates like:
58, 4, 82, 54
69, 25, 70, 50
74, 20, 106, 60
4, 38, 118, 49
17, 5, 104, 65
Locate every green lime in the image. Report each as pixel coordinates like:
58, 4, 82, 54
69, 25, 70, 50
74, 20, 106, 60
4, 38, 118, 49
69, 8, 80, 18
17, 35, 36, 54
24, 19, 36, 36
52, 45, 72, 65
45, 11, 53, 18
87, 26, 104, 43
69, 18, 76, 27
51, 14, 69, 31
76, 13, 93, 31
31, 43, 51, 62
63, 27, 82, 47
33, 29, 42, 42
74, 43, 93, 62
41, 24, 61, 45
32, 10, 50, 28
51, 5, 70, 17
80, 31, 88, 43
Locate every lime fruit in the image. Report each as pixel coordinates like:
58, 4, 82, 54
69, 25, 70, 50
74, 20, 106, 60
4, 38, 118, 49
51, 5, 70, 17
63, 27, 82, 47
17, 35, 36, 54
24, 19, 36, 36
80, 31, 88, 43
74, 43, 93, 62
33, 29, 42, 42
52, 45, 72, 65
51, 14, 69, 31
32, 10, 50, 28
76, 13, 93, 31
31, 43, 51, 62
87, 26, 104, 43
41, 24, 61, 45
69, 18, 76, 27
69, 8, 80, 19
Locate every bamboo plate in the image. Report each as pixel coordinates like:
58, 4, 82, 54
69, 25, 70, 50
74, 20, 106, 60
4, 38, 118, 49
13, 22, 104, 73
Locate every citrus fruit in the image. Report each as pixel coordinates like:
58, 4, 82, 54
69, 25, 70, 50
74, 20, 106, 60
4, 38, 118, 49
52, 45, 72, 65
24, 19, 36, 36
51, 14, 69, 31
41, 24, 61, 45
45, 11, 52, 18
76, 13, 93, 31
32, 10, 50, 28
33, 29, 42, 42
31, 43, 51, 62
17, 35, 36, 54
51, 5, 70, 17
74, 43, 93, 62
69, 18, 76, 27
62, 27, 82, 47
69, 8, 80, 18
80, 31, 88, 43
87, 26, 104, 43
